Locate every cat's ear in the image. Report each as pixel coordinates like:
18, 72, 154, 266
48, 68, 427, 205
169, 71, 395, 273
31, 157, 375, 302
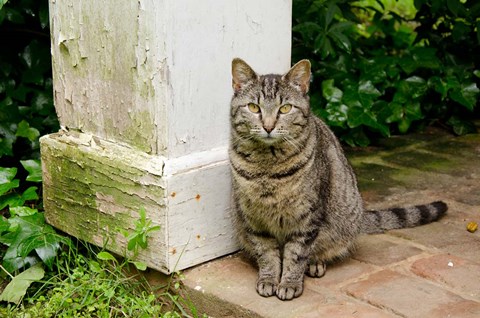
232, 58, 257, 92
283, 59, 311, 94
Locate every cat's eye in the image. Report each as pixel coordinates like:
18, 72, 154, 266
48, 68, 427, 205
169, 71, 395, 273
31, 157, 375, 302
279, 104, 292, 114
248, 103, 261, 113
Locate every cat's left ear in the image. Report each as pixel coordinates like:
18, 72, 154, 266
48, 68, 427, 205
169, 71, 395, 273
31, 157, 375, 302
283, 59, 311, 94
232, 58, 258, 92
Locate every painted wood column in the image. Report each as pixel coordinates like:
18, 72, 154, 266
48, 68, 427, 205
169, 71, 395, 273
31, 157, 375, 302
41, 0, 292, 273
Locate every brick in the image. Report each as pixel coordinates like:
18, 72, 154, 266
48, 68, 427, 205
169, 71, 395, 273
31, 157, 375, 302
305, 258, 376, 289
296, 300, 397, 318
390, 222, 480, 263
352, 234, 422, 266
183, 253, 324, 318
184, 254, 393, 318
344, 269, 480, 318
411, 254, 480, 300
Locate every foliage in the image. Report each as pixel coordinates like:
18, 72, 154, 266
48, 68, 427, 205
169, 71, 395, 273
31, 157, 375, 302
0, 165, 71, 274
292, 0, 480, 146
0, 242, 195, 317
0, 263, 44, 304
0, 0, 57, 161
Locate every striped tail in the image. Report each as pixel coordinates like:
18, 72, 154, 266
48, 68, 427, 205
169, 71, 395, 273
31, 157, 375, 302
360, 201, 448, 234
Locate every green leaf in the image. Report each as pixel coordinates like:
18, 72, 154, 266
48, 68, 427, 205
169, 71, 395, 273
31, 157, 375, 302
292, 22, 322, 41
39, 4, 49, 29
0, 167, 19, 196
358, 80, 381, 108
404, 76, 428, 99
21, 186, 39, 201
0, 215, 9, 233
16, 120, 40, 141
446, 0, 466, 16
322, 79, 343, 102
329, 30, 352, 53
21, 159, 42, 182
449, 82, 480, 111
325, 3, 341, 28
4, 7, 25, 24
2, 214, 66, 272
447, 116, 478, 135
0, 0, 8, 10
341, 127, 370, 147
131, 261, 147, 271
348, 106, 378, 128
0, 186, 39, 210
0, 264, 45, 304
324, 102, 348, 127
10, 206, 38, 217
428, 76, 448, 99
97, 251, 117, 262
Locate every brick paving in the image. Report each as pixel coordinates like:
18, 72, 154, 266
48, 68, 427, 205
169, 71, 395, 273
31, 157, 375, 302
160, 128, 480, 317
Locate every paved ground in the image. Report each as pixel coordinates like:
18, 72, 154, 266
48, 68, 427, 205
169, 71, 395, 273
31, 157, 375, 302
162, 127, 480, 317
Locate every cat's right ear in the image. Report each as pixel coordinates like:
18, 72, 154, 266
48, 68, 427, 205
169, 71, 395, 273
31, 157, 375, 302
232, 58, 257, 92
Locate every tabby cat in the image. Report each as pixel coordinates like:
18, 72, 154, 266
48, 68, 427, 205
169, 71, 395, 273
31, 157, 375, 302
229, 58, 447, 301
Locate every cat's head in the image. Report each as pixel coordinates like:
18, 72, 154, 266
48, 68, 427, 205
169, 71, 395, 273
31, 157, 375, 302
230, 58, 311, 146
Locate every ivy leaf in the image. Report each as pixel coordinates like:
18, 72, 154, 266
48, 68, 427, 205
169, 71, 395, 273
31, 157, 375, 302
358, 80, 381, 108
428, 76, 448, 99
0, 215, 9, 233
0, 186, 38, 210
21, 159, 42, 182
348, 106, 390, 137
404, 76, 427, 99
0, 167, 19, 196
324, 102, 348, 127
449, 82, 480, 111
10, 206, 38, 217
341, 127, 370, 147
322, 79, 343, 102
0, 263, 45, 304
1, 214, 66, 272
447, 116, 477, 135
16, 120, 40, 141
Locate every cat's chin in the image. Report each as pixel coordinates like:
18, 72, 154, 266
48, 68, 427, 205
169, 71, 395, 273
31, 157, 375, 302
257, 136, 282, 145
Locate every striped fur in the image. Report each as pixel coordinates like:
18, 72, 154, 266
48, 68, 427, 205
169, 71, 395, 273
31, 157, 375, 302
229, 58, 447, 300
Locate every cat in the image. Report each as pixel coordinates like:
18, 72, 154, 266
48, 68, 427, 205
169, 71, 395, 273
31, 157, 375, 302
228, 58, 447, 301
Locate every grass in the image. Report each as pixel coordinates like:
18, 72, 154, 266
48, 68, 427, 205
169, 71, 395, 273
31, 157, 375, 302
0, 240, 206, 318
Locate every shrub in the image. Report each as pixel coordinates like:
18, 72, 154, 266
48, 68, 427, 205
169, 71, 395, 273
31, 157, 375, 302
292, 0, 480, 146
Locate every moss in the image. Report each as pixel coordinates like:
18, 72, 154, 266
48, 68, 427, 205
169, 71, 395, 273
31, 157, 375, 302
123, 111, 156, 153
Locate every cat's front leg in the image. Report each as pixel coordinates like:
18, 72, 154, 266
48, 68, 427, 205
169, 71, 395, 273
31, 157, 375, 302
242, 231, 282, 297
277, 239, 312, 300
256, 247, 282, 297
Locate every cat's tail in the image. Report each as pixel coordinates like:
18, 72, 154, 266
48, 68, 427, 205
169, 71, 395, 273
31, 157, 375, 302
360, 201, 447, 234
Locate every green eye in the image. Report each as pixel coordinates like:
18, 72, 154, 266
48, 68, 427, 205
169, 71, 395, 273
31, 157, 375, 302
248, 103, 261, 113
279, 104, 292, 114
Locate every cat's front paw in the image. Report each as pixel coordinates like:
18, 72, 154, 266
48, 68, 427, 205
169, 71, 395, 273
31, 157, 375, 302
276, 281, 303, 300
256, 278, 278, 297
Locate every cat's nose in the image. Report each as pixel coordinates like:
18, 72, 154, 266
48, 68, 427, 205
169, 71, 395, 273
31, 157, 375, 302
263, 125, 274, 133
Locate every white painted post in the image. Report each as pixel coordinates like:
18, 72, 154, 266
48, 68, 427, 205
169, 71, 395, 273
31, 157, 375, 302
41, 0, 292, 273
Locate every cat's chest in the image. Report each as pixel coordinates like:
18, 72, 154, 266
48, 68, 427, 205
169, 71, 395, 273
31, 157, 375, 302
239, 176, 310, 235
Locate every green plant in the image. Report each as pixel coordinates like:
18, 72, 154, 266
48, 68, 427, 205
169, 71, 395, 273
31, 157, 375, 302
0, 164, 70, 274
292, 0, 479, 146
0, 0, 57, 160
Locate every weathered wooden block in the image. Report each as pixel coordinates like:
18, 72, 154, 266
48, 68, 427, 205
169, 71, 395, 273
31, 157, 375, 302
41, 132, 236, 272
